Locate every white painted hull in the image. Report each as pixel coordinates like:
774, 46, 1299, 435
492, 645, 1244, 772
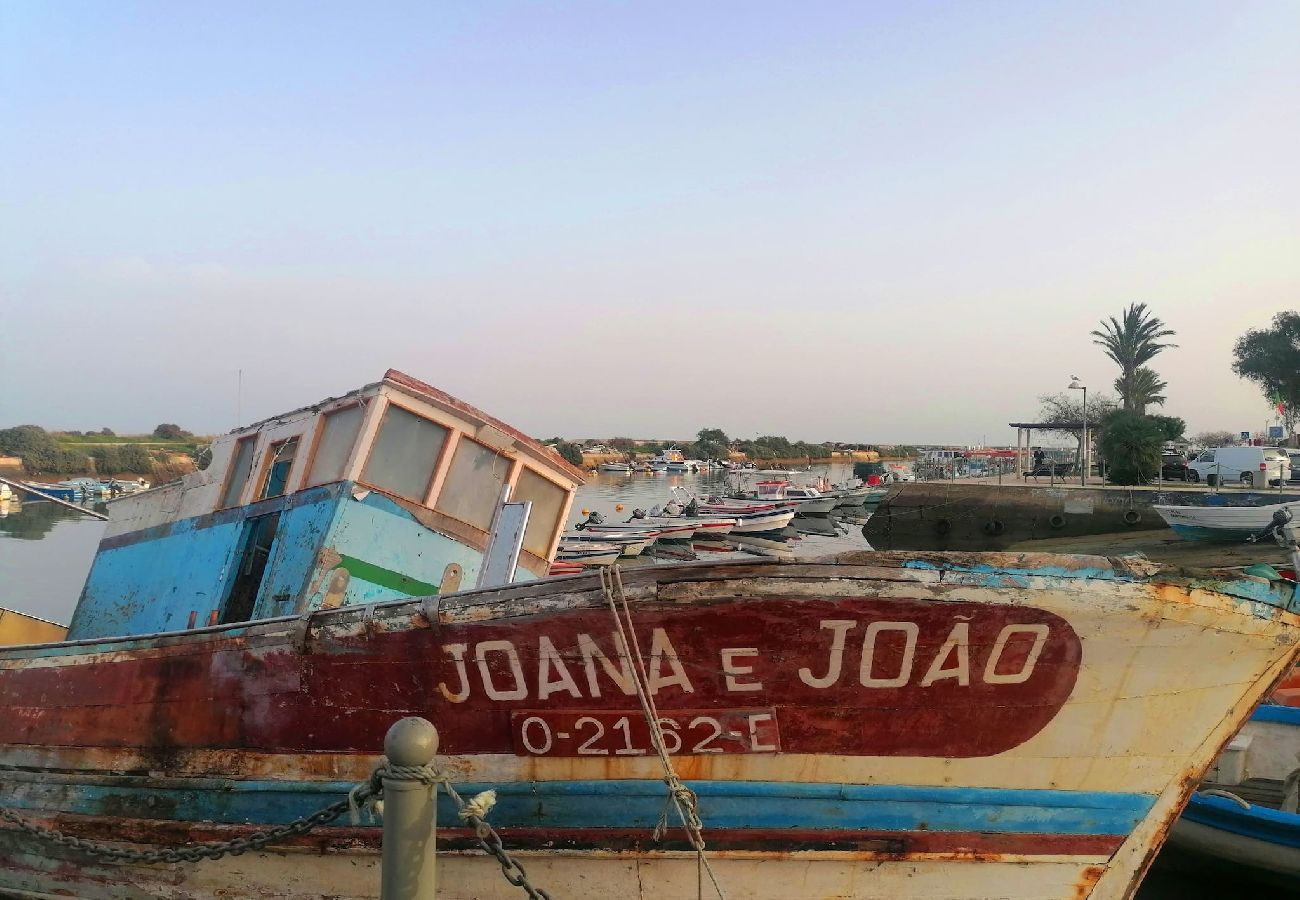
1153, 501, 1300, 538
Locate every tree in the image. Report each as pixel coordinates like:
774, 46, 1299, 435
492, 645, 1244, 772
152, 423, 192, 440
1192, 430, 1237, 448
1091, 303, 1177, 412
100, 428, 115, 436
1232, 311, 1300, 436
554, 442, 584, 468
1116, 366, 1167, 416
1097, 410, 1164, 485
1147, 415, 1186, 443
1036, 392, 1120, 465
695, 427, 730, 461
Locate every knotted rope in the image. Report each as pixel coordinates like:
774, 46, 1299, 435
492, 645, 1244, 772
599, 566, 726, 900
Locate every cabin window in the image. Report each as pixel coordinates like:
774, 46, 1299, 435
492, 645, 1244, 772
219, 436, 257, 509
257, 437, 300, 500
307, 404, 364, 486
512, 468, 567, 556
362, 404, 448, 501
435, 437, 509, 530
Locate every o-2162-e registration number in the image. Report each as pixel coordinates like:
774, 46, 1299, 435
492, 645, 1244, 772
510, 709, 781, 757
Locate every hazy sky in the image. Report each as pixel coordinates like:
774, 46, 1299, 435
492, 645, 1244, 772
2, 2, 1296, 445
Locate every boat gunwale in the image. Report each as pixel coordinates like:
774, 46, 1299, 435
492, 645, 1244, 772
2, 551, 1295, 659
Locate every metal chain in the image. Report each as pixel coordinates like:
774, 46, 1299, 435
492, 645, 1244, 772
2, 764, 552, 899
441, 779, 553, 900
0, 790, 363, 864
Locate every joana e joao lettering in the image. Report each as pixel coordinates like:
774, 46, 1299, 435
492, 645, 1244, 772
427, 598, 1082, 758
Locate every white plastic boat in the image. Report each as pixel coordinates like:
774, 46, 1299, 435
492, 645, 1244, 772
555, 541, 623, 566
1153, 500, 1300, 541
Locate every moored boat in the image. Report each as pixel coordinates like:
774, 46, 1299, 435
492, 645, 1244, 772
19, 482, 82, 501
555, 540, 624, 566
1154, 499, 1300, 541
1165, 703, 1300, 884
597, 462, 632, 473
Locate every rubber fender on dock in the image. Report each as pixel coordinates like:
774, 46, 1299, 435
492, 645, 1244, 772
1048, 514, 1066, 529
934, 518, 952, 535
1123, 509, 1142, 526
982, 519, 1005, 536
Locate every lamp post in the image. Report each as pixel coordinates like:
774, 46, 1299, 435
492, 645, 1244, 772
1068, 377, 1087, 486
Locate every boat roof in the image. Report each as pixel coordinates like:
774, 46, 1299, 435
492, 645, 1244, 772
223, 369, 586, 484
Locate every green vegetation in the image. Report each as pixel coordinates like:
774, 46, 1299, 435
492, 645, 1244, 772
1097, 410, 1164, 485
1091, 303, 1177, 414
0, 424, 205, 476
0, 426, 88, 475
1232, 311, 1300, 436
542, 438, 585, 468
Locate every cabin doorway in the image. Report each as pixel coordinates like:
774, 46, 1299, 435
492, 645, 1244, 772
221, 512, 281, 624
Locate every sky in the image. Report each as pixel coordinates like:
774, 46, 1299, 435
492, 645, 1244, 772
1, 2, 1297, 446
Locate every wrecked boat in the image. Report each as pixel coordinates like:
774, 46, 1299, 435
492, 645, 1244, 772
1, 372, 1299, 899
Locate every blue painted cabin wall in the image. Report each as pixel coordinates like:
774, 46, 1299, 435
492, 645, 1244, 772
66, 481, 527, 640
322, 489, 491, 605
69, 488, 344, 640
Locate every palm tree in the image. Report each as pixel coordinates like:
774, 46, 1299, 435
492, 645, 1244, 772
1091, 303, 1177, 411
1115, 366, 1167, 416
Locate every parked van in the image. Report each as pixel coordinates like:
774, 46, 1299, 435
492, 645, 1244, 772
1188, 446, 1292, 487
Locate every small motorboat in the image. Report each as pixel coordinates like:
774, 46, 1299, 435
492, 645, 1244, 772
20, 482, 82, 502
559, 530, 655, 558
1153, 499, 1300, 541
1167, 703, 1300, 884
555, 540, 624, 566
597, 462, 631, 474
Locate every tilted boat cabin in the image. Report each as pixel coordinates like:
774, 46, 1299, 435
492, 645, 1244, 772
67, 370, 585, 640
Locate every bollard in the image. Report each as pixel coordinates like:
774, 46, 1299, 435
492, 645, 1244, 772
381, 717, 439, 900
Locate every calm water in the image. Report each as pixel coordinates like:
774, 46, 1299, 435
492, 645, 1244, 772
0, 481, 1262, 896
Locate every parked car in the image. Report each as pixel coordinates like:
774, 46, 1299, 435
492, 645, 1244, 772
1289, 451, 1300, 484
1187, 446, 1292, 487
1159, 454, 1192, 481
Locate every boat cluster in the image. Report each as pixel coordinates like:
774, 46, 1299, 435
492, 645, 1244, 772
554, 477, 888, 569
19, 477, 151, 502
595, 446, 764, 475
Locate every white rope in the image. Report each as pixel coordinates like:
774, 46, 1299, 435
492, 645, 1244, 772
599, 566, 727, 900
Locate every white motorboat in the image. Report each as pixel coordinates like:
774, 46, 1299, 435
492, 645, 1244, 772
597, 462, 631, 473
632, 513, 738, 537
1153, 500, 1300, 541
555, 541, 623, 566
560, 531, 654, 558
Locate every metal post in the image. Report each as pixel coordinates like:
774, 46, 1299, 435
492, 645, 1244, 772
1080, 387, 1088, 487
381, 717, 439, 900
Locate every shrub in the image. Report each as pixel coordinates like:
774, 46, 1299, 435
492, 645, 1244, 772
1098, 411, 1164, 485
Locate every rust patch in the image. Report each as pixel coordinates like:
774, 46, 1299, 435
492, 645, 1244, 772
1072, 864, 1104, 899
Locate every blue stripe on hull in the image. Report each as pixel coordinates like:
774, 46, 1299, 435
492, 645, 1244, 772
11, 778, 1155, 837
1182, 794, 1300, 849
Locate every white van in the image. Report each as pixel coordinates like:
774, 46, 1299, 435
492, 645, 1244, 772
1188, 446, 1292, 487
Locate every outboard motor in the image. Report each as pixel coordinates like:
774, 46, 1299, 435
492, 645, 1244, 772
627, 508, 647, 522
1249, 507, 1299, 579
575, 511, 606, 531
684, 497, 699, 517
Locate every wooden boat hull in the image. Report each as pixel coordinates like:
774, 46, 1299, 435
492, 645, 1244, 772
1165, 705, 1300, 883
1, 552, 1297, 899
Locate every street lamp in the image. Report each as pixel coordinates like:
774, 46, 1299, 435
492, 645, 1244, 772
1068, 377, 1087, 486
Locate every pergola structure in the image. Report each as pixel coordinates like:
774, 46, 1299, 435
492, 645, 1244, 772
1008, 422, 1085, 474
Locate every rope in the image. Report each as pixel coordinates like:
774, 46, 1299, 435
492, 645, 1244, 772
599, 566, 726, 900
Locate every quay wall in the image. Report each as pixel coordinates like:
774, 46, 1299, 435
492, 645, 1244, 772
865, 482, 1300, 552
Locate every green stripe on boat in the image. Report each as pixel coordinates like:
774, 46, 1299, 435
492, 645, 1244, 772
336, 555, 439, 596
